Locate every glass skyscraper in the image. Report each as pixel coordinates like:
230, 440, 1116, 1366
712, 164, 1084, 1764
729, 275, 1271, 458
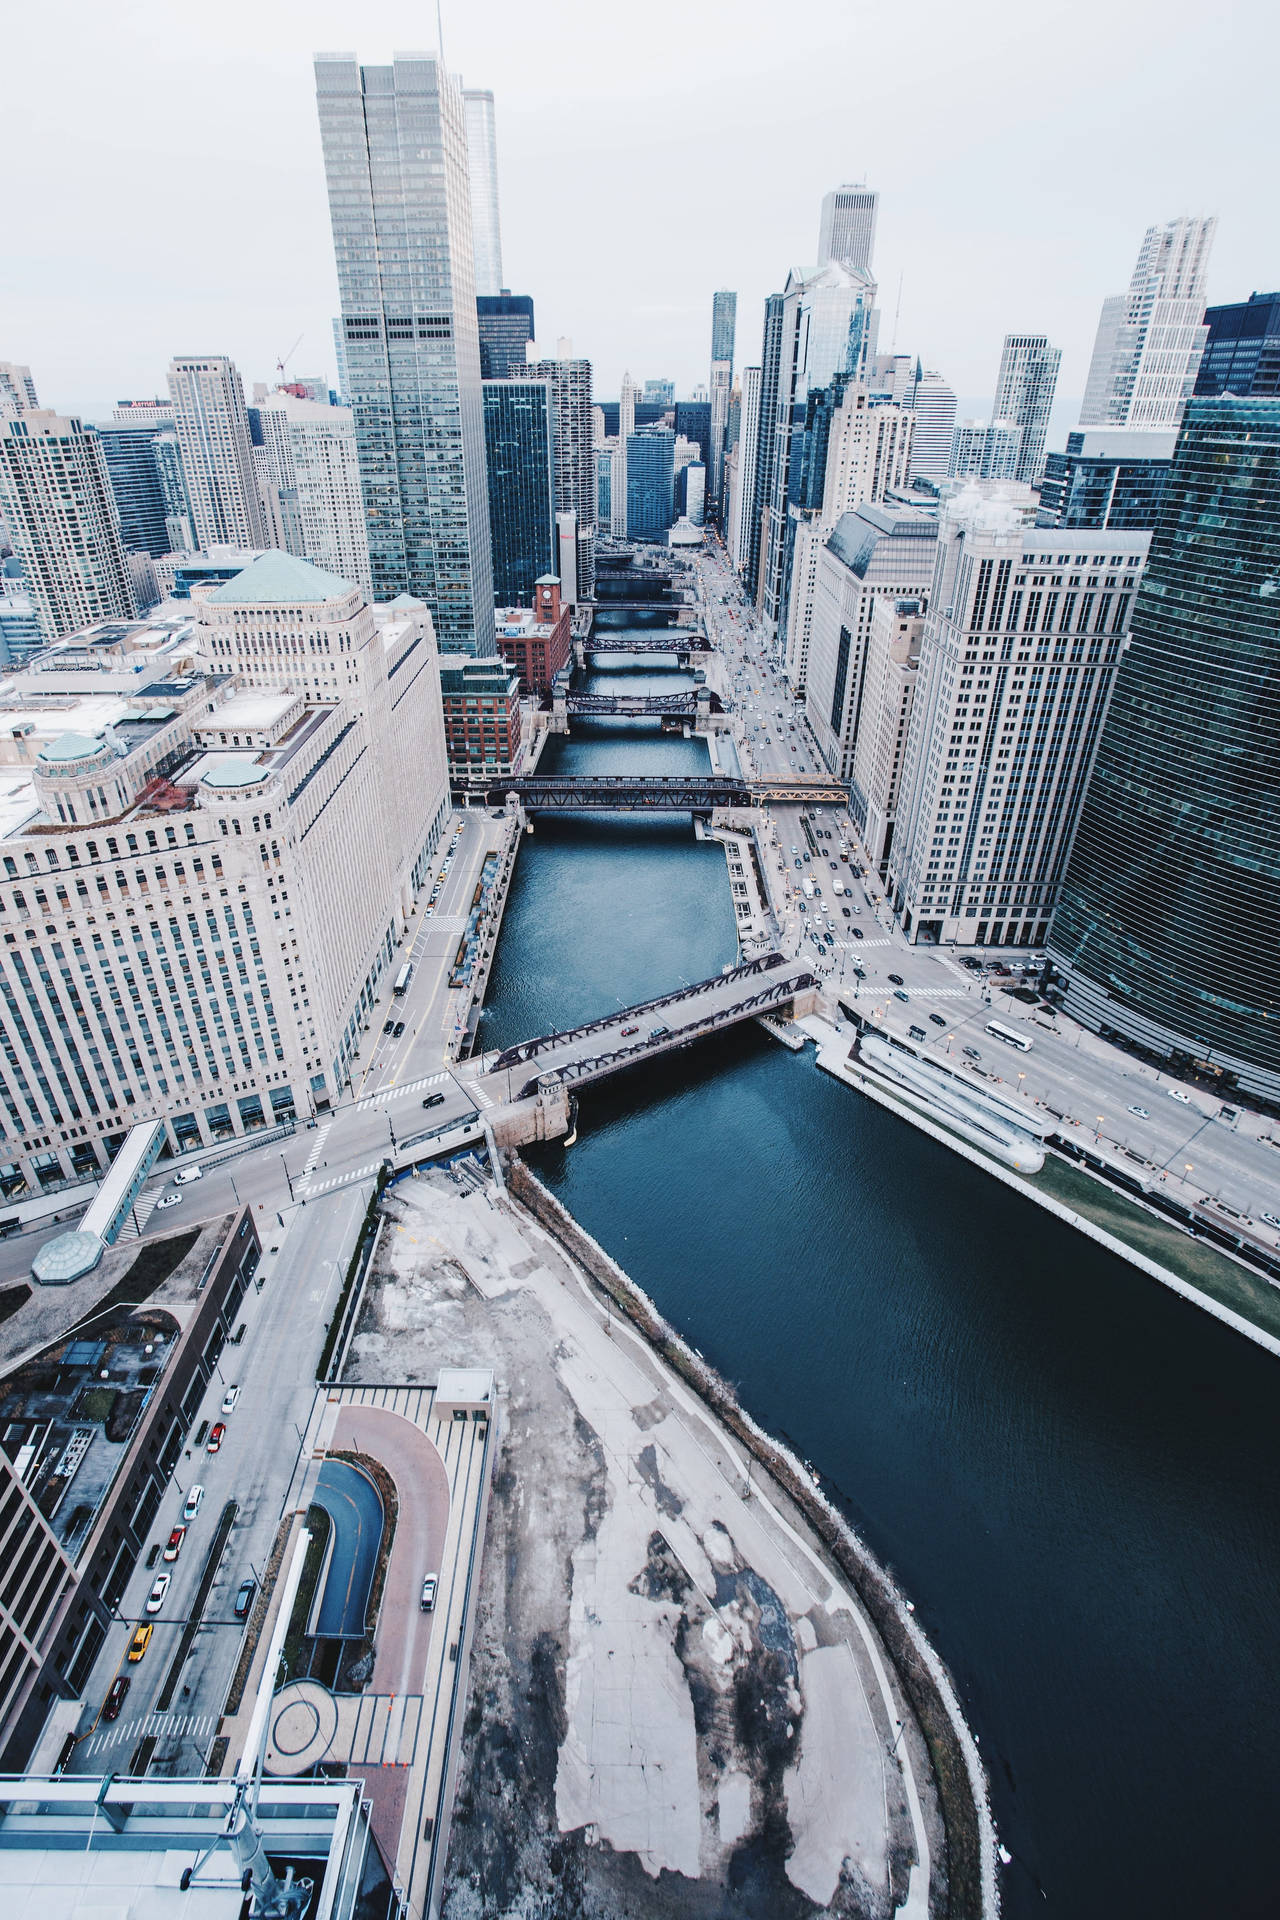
1048, 397, 1280, 1101
95, 424, 170, 557
1195, 290, 1280, 399
1037, 429, 1175, 530
626, 429, 675, 543
476, 294, 535, 378
315, 54, 495, 654
483, 379, 555, 604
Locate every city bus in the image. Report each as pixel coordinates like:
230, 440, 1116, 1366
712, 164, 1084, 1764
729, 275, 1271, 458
393, 963, 413, 997
985, 1019, 1033, 1052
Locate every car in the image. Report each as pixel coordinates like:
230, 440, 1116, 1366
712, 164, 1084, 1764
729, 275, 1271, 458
383, 1019, 396, 1034
422, 1091, 445, 1110
1261, 1213, 1280, 1231
127, 1625, 153, 1663
794, 859, 803, 870
420, 1575, 438, 1612
620, 1024, 639, 1037
962, 1046, 982, 1061
893, 988, 910, 1003
888, 973, 904, 987
829, 860, 837, 870
183, 1485, 204, 1521
842, 906, 851, 917
145, 1573, 170, 1615
1166, 1087, 1191, 1104
174, 1165, 203, 1185
851, 927, 863, 940
233, 1577, 256, 1622
220, 1386, 240, 1415
930, 1013, 948, 1028
102, 1675, 131, 1721
392, 1020, 406, 1037
155, 1192, 183, 1210
163, 1525, 186, 1562
649, 1025, 668, 1039
206, 1422, 226, 1453
1126, 1104, 1150, 1119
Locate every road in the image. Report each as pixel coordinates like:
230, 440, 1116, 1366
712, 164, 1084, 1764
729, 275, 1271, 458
687, 535, 1280, 1227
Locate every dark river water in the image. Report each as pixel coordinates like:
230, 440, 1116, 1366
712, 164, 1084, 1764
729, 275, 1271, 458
479, 641, 1280, 1919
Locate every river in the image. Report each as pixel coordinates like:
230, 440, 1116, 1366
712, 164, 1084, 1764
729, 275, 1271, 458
479, 637, 1280, 1919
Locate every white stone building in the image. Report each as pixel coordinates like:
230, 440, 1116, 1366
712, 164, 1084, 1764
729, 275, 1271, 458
888, 492, 1150, 947
253, 393, 371, 594
848, 595, 925, 875
166, 357, 267, 551
0, 553, 449, 1197
1079, 216, 1216, 432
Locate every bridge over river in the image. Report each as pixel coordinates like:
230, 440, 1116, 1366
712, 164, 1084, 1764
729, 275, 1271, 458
458, 774, 848, 810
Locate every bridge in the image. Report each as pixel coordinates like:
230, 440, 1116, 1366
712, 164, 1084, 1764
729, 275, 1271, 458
561, 690, 725, 717
468, 952, 819, 1103
581, 629, 708, 650
458, 774, 849, 810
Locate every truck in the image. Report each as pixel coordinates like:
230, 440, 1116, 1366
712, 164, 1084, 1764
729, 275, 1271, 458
802, 878, 815, 898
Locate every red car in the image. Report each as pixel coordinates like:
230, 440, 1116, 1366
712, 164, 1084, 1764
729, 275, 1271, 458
620, 1025, 639, 1038
102, 1675, 130, 1722
206, 1423, 226, 1454
163, 1525, 186, 1562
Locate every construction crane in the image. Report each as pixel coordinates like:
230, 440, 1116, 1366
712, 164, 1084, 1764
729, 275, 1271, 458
275, 334, 304, 382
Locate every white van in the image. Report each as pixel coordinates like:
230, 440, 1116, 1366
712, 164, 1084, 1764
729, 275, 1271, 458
174, 1164, 204, 1185
802, 878, 815, 898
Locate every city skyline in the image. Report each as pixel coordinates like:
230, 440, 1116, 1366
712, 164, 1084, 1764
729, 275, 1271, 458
3, 0, 1271, 426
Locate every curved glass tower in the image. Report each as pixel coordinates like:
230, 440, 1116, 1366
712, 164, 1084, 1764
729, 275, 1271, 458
1049, 397, 1280, 1101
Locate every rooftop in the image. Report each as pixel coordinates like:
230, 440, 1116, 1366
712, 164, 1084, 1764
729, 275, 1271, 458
205, 549, 357, 608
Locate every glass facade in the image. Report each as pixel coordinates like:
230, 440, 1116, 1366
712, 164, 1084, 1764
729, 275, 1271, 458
1195, 290, 1280, 400
1037, 430, 1174, 530
1049, 398, 1280, 1097
711, 292, 737, 370
625, 429, 675, 543
482, 379, 555, 603
477, 294, 534, 379
95, 425, 170, 556
315, 55, 495, 655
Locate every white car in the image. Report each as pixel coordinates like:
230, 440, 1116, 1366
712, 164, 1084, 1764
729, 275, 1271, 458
155, 1192, 183, 1210
1126, 1105, 1150, 1119
220, 1386, 240, 1415
145, 1572, 171, 1615
1166, 1087, 1192, 1104
183, 1485, 205, 1521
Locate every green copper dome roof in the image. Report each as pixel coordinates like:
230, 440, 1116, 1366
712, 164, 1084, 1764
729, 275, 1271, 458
205, 550, 356, 606
201, 757, 268, 790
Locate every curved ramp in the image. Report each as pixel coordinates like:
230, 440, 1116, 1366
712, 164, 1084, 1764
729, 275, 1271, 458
311, 1458, 384, 1640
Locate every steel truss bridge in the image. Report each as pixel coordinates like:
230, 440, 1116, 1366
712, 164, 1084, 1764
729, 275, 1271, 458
477, 952, 818, 1101
459, 774, 849, 810
581, 632, 709, 652
560, 690, 724, 718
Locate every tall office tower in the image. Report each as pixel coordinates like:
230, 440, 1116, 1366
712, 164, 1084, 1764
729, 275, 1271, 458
888, 493, 1150, 947
748, 296, 786, 603
643, 379, 674, 408
152, 429, 195, 551
592, 405, 607, 446
1049, 396, 1280, 1102
728, 365, 762, 574
1194, 289, 1280, 397
726, 381, 742, 452
331, 317, 350, 403
849, 595, 925, 874
905, 367, 958, 482
477, 293, 535, 377
803, 502, 938, 778
166, 357, 267, 550
785, 384, 915, 692
949, 418, 1022, 482
510, 357, 597, 599
95, 423, 171, 556
316, 54, 496, 655
758, 262, 878, 640
682, 463, 706, 527
1080, 216, 1217, 431
0, 412, 135, 640
0, 364, 38, 418
613, 373, 639, 537
674, 400, 710, 463
869, 353, 917, 403
626, 428, 675, 542
712, 290, 737, 368
817, 185, 879, 273
483, 378, 555, 602
256, 393, 373, 592
463, 87, 503, 297
709, 360, 732, 511
991, 332, 1061, 484
112, 399, 174, 427
1036, 429, 1176, 529
596, 445, 614, 527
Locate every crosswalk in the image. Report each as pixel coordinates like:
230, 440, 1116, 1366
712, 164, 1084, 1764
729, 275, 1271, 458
303, 1160, 384, 1197
301, 1121, 333, 1178
85, 1708, 217, 1756
354, 1071, 448, 1113
116, 1192, 159, 1241
423, 912, 467, 932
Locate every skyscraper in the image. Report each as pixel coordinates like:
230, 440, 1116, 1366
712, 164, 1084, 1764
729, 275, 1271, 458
510, 357, 597, 600
483, 378, 556, 602
0, 412, 135, 640
152, 431, 195, 551
476, 293, 535, 378
1036, 430, 1175, 530
95, 423, 171, 557
728, 365, 762, 576
711, 292, 737, 368
1048, 396, 1280, 1102
992, 332, 1062, 484
626, 428, 675, 542
1080, 216, 1217, 431
1194, 289, 1280, 398
817, 185, 879, 274
708, 291, 737, 517
463, 88, 503, 297
0, 365, 38, 419
643, 379, 674, 408
256, 392, 372, 593
948, 418, 1022, 482
166, 356, 267, 550
613, 373, 638, 538
315, 53, 495, 654
747, 295, 786, 603
905, 367, 958, 483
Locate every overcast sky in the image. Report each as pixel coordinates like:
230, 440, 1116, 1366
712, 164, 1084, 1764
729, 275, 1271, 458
4, 0, 1276, 443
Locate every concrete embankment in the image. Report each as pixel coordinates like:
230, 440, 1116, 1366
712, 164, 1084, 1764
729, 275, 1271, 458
450, 811, 522, 1060
506, 1153, 1001, 1919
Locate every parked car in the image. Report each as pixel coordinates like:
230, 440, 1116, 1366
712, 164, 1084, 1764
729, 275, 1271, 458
207, 1423, 226, 1453
1167, 1087, 1191, 1104
220, 1386, 240, 1415
183, 1485, 205, 1522
392, 1021, 406, 1038
155, 1192, 182, 1210
383, 1020, 396, 1035
102, 1675, 131, 1721
145, 1573, 170, 1615
127, 1625, 153, 1663
422, 1092, 445, 1110
233, 1578, 256, 1622
420, 1575, 438, 1612
1261, 1212, 1280, 1231
163, 1525, 186, 1562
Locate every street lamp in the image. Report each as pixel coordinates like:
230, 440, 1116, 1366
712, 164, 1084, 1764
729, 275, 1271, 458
279, 1153, 295, 1204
